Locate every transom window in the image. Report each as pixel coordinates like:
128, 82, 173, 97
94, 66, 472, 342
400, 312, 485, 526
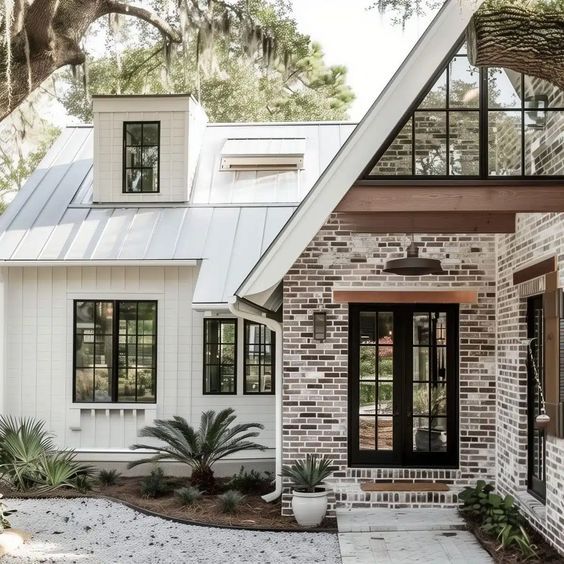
204, 319, 237, 394
367, 44, 564, 179
74, 301, 157, 403
244, 321, 275, 394
123, 121, 160, 193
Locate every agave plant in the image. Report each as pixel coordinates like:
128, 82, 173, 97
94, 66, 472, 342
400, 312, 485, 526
128, 408, 266, 490
281, 454, 333, 493
37, 451, 93, 492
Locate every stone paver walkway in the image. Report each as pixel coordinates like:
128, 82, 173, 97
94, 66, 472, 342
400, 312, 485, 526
337, 508, 493, 564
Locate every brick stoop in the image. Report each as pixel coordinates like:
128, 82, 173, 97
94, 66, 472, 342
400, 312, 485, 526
333, 482, 463, 510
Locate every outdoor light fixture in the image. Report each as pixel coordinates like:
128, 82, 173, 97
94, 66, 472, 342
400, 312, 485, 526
525, 94, 549, 129
383, 238, 445, 277
313, 311, 327, 341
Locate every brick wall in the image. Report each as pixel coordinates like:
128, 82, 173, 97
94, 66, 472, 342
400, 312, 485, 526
281, 213, 497, 514
497, 212, 564, 555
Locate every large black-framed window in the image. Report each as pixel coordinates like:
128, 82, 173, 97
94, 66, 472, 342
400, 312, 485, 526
203, 319, 237, 394
349, 303, 459, 468
244, 321, 275, 395
366, 42, 564, 179
74, 300, 157, 403
527, 295, 547, 502
123, 121, 160, 193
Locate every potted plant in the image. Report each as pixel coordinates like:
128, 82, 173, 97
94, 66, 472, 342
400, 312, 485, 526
281, 454, 333, 527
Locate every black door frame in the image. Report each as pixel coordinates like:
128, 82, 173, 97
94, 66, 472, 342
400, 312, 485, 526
526, 295, 547, 502
348, 303, 459, 468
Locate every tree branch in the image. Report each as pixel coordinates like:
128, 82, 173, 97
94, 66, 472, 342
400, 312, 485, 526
103, 1, 182, 42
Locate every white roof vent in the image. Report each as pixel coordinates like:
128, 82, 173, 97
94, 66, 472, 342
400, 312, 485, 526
220, 138, 305, 171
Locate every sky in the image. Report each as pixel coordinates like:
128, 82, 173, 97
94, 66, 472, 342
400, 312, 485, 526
291, 0, 436, 121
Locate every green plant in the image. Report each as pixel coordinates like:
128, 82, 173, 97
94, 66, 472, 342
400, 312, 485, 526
218, 489, 245, 514
128, 408, 266, 491
140, 466, 171, 498
281, 454, 333, 493
0, 495, 15, 532
73, 473, 93, 493
0, 416, 92, 493
227, 466, 273, 494
459, 480, 538, 559
97, 469, 121, 487
175, 486, 203, 506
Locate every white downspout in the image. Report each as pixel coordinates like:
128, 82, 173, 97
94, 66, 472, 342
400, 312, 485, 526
228, 296, 283, 502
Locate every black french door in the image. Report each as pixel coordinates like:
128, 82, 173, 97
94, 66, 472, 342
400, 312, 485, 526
527, 295, 546, 502
349, 304, 459, 467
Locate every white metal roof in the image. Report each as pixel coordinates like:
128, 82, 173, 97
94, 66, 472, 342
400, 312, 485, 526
221, 138, 306, 156
236, 0, 486, 308
0, 121, 352, 304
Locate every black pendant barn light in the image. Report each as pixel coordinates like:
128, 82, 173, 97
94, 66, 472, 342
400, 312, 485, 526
383, 237, 445, 276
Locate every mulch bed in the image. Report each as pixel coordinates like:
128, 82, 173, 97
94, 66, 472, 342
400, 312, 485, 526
462, 514, 562, 563
1, 478, 337, 533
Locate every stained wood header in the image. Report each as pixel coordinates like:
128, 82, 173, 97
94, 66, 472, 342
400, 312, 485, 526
333, 290, 478, 304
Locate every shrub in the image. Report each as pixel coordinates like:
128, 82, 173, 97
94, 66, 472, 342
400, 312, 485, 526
128, 408, 266, 491
140, 466, 171, 498
175, 486, 203, 506
97, 469, 121, 487
0, 416, 92, 492
218, 489, 245, 514
0, 495, 15, 532
73, 473, 93, 493
459, 480, 538, 559
281, 454, 333, 493
227, 466, 272, 494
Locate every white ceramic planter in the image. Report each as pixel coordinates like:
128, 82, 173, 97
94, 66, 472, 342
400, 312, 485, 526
291, 490, 328, 527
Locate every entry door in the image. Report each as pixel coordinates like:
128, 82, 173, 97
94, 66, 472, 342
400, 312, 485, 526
527, 295, 546, 501
349, 304, 459, 467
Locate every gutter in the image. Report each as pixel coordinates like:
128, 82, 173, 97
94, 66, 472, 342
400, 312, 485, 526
228, 296, 283, 503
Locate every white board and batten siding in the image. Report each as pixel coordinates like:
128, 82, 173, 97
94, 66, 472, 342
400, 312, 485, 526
1, 265, 275, 463
92, 96, 207, 204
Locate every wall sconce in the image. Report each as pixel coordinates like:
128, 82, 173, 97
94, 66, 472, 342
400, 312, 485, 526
313, 311, 327, 341
525, 94, 548, 129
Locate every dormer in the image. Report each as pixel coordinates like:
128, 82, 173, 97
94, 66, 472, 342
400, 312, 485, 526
92, 95, 208, 203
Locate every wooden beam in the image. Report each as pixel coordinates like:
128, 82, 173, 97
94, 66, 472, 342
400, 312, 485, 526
333, 290, 478, 304
513, 256, 557, 285
338, 212, 515, 233
337, 185, 564, 213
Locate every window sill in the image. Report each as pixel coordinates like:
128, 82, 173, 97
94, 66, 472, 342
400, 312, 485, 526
70, 403, 157, 410
516, 491, 546, 522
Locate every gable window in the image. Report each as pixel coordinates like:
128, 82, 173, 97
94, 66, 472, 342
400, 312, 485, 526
74, 300, 157, 403
123, 122, 160, 193
366, 44, 564, 179
244, 321, 275, 394
204, 319, 236, 394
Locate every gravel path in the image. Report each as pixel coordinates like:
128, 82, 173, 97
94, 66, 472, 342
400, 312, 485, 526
4, 498, 341, 564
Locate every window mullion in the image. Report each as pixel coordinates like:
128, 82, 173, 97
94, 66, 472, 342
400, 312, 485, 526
112, 301, 119, 403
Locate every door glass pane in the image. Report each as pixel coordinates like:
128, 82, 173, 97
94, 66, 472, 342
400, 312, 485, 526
378, 312, 394, 343
431, 384, 447, 416
413, 417, 430, 452
360, 346, 376, 379
378, 347, 393, 379
377, 417, 393, 450
413, 383, 429, 415
413, 347, 429, 381
359, 417, 375, 450
360, 312, 376, 343
413, 313, 429, 345
360, 381, 376, 413
430, 417, 448, 452
377, 382, 393, 414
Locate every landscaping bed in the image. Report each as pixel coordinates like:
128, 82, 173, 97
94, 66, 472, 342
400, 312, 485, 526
464, 514, 562, 563
1, 477, 337, 532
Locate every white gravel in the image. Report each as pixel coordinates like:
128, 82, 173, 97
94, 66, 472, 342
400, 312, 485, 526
3, 498, 341, 564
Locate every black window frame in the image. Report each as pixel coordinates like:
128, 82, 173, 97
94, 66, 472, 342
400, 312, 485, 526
73, 299, 158, 404
203, 318, 238, 395
122, 121, 161, 194
243, 320, 275, 395
348, 303, 459, 469
363, 38, 564, 181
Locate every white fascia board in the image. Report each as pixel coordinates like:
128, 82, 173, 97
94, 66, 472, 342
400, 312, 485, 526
0, 260, 199, 267
236, 0, 485, 302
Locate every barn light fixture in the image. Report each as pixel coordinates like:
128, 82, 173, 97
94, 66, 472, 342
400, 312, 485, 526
383, 238, 444, 277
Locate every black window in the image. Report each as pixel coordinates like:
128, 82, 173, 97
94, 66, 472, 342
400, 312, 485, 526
204, 319, 236, 394
74, 300, 157, 403
123, 122, 160, 193
244, 321, 275, 394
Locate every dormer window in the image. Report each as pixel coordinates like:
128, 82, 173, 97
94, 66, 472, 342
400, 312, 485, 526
123, 121, 160, 193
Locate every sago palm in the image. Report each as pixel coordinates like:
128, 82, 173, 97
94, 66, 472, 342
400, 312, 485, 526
128, 408, 266, 490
